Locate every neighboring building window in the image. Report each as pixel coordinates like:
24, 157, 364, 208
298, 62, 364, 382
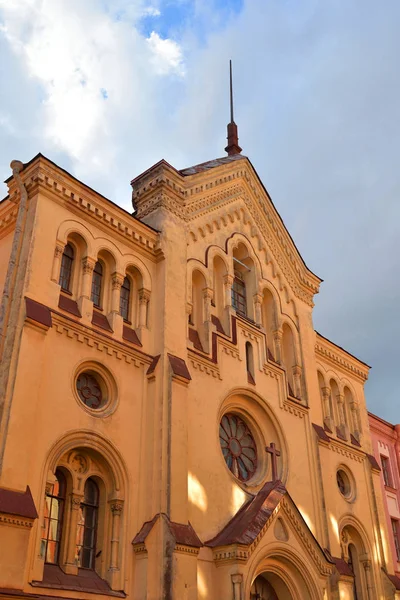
392, 520, 400, 561
91, 261, 103, 307
219, 413, 257, 481
59, 244, 74, 292
381, 455, 392, 487
231, 271, 247, 316
76, 478, 99, 569
42, 469, 66, 564
119, 276, 131, 321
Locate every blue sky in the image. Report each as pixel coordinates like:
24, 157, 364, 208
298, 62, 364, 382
0, 0, 399, 421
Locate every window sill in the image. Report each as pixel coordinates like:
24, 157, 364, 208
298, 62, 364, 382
384, 484, 397, 493
31, 564, 125, 597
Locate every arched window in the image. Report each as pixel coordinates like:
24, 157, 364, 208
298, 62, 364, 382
119, 276, 131, 321
42, 469, 66, 564
246, 341, 255, 384
282, 324, 297, 397
91, 261, 103, 308
76, 478, 99, 569
232, 270, 247, 315
59, 244, 74, 292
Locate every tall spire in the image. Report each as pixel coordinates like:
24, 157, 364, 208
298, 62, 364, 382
225, 59, 242, 156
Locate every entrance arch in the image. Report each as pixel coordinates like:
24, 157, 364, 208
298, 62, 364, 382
247, 545, 321, 600
250, 573, 286, 599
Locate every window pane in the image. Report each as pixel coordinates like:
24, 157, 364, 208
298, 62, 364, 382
59, 244, 74, 291
91, 262, 103, 307
41, 470, 65, 564
120, 277, 130, 321
76, 478, 99, 569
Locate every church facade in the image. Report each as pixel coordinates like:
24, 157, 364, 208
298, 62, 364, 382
0, 134, 399, 599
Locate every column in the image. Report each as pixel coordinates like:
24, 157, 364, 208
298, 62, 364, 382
203, 287, 213, 323
337, 393, 349, 439
108, 273, 124, 337
253, 293, 263, 326
63, 493, 83, 575
51, 243, 64, 283
111, 273, 124, 314
78, 257, 96, 325
138, 288, 150, 329
108, 500, 123, 589
293, 365, 302, 400
231, 573, 243, 600
273, 328, 283, 364
322, 387, 331, 420
81, 257, 96, 298
350, 401, 360, 439
223, 274, 234, 308
362, 559, 374, 600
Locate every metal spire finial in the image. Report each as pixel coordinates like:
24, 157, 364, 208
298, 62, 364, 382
225, 59, 242, 156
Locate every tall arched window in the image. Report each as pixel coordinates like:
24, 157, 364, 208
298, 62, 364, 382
119, 276, 131, 321
91, 261, 103, 308
59, 244, 74, 292
42, 469, 66, 564
76, 478, 99, 569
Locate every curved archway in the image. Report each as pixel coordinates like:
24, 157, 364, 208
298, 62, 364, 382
247, 544, 321, 600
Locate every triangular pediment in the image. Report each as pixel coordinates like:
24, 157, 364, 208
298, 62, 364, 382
205, 480, 333, 577
131, 155, 321, 307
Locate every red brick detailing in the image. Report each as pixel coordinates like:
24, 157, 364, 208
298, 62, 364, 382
58, 294, 81, 318
168, 354, 191, 381
91, 310, 113, 332
312, 423, 331, 443
147, 355, 160, 376
367, 453, 381, 472
122, 325, 142, 347
188, 328, 204, 352
25, 298, 52, 329
31, 564, 125, 596
0, 485, 38, 519
211, 315, 225, 335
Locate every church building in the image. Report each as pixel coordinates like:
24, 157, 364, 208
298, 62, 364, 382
0, 86, 399, 599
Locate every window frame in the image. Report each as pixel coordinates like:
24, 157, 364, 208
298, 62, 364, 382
91, 261, 104, 309
42, 469, 66, 565
392, 519, 400, 561
76, 478, 100, 570
231, 271, 247, 316
59, 243, 74, 293
119, 276, 131, 322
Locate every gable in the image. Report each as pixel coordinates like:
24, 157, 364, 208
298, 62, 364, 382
131, 156, 321, 307
204, 480, 333, 577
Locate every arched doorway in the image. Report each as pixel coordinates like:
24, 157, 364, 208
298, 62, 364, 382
250, 573, 287, 599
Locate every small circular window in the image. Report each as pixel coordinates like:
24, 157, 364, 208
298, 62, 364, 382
336, 468, 355, 501
76, 372, 105, 409
219, 413, 257, 482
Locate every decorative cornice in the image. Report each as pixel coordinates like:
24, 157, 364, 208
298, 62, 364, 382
315, 333, 370, 383
0, 514, 34, 528
174, 544, 200, 556
189, 353, 222, 380
282, 398, 308, 419
8, 156, 162, 260
280, 499, 333, 576
0, 202, 18, 239
52, 313, 151, 369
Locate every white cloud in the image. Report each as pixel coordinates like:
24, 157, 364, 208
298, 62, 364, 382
146, 31, 185, 76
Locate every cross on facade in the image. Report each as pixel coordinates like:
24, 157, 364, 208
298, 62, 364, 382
265, 442, 281, 481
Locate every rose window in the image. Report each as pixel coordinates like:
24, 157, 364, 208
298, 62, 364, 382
219, 413, 257, 481
76, 372, 104, 409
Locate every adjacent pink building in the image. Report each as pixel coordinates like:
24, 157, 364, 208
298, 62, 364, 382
369, 412, 400, 576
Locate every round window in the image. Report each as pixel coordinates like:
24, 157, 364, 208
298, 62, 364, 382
76, 372, 105, 409
219, 413, 257, 481
337, 469, 352, 499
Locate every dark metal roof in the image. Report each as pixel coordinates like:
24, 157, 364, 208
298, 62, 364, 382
180, 154, 246, 176
0, 485, 38, 519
